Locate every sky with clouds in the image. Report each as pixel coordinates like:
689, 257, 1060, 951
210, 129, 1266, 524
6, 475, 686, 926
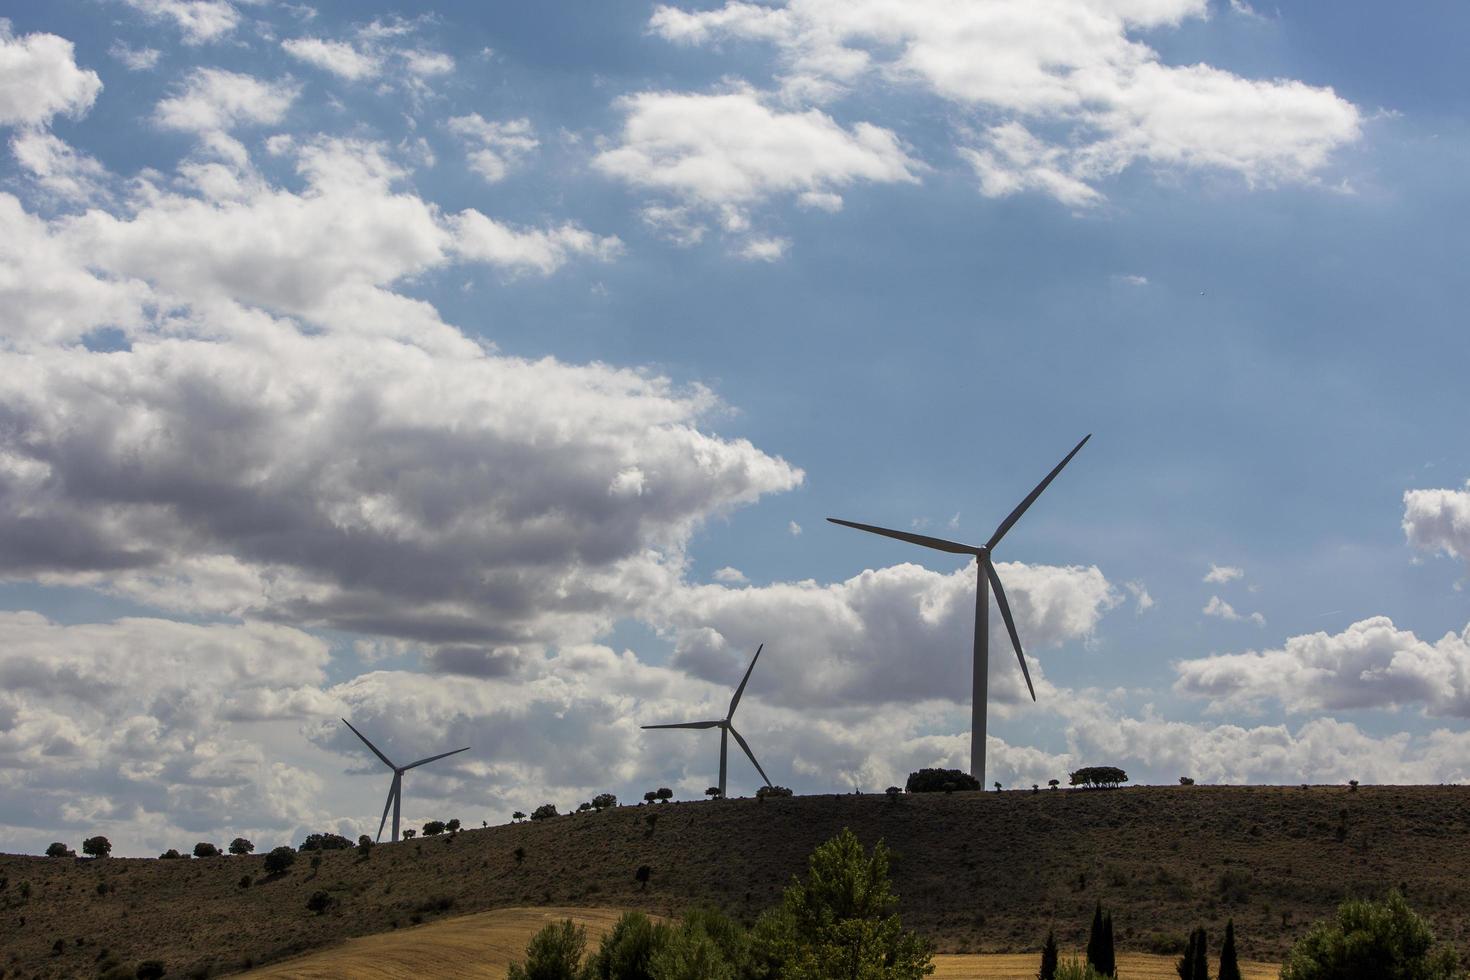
0, 0, 1467, 856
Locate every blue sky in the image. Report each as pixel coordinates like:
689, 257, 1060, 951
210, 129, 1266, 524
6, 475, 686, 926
1, 0, 1468, 855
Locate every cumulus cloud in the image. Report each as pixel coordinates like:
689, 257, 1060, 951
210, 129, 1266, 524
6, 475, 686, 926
0, 22, 102, 127
282, 37, 382, 81
109, 42, 162, 71
1204, 562, 1244, 583
1403, 485, 1470, 565
1203, 595, 1264, 626
121, 0, 240, 45
452, 210, 623, 275
448, 114, 539, 183
1175, 616, 1470, 718
648, 0, 1361, 204
1124, 580, 1154, 613
10, 129, 111, 203
595, 86, 919, 243
153, 68, 299, 133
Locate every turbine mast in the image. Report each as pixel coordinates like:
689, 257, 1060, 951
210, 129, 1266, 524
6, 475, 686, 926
973, 554, 990, 783
719, 726, 729, 800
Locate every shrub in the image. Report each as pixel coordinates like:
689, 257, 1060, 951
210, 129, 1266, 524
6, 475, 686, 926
645, 812, 659, 830
159, 849, 183, 860
310, 853, 323, 871
1348, 779, 1359, 791
82, 836, 112, 858
298, 832, 351, 851
656, 787, 673, 802
136, 960, 166, 979
592, 793, 617, 810
635, 865, 651, 889
193, 842, 220, 858
228, 837, 254, 856
1069, 766, 1128, 788
506, 919, 586, 980
886, 786, 902, 802
513, 811, 526, 822
237, 875, 252, 889
45, 842, 69, 858
1055, 956, 1109, 980
402, 829, 416, 839
1179, 776, 1196, 786
755, 785, 793, 799
905, 768, 981, 793
422, 820, 446, 836
100, 967, 134, 980
514, 846, 526, 864
530, 803, 558, 821
306, 890, 334, 915
446, 818, 461, 833
1280, 892, 1460, 980
583, 910, 670, 979
263, 846, 296, 875
1033, 784, 1040, 793
1218, 867, 1252, 905
357, 835, 374, 859
650, 907, 751, 979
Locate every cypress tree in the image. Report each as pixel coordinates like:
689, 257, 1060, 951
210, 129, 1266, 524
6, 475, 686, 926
1176, 929, 1196, 980
1086, 902, 1105, 973
1100, 911, 1116, 977
1038, 929, 1058, 980
1191, 925, 1209, 980
1218, 919, 1241, 980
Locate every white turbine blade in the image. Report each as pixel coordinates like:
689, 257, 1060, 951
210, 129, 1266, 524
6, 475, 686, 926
401, 745, 470, 770
986, 562, 1036, 701
342, 717, 396, 770
828, 518, 978, 555
727, 644, 763, 720
376, 772, 398, 842
642, 721, 721, 730
728, 726, 771, 787
986, 434, 1091, 551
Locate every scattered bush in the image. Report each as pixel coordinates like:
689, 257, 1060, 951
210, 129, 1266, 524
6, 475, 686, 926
82, 836, 112, 858
263, 846, 296, 875
422, 820, 446, 836
1179, 776, 1196, 786
159, 849, 183, 860
1280, 892, 1460, 980
755, 785, 793, 799
228, 837, 254, 856
193, 842, 220, 858
591, 792, 617, 811
530, 803, 559, 821
45, 842, 69, 858
905, 768, 981, 793
1069, 766, 1128, 788
298, 832, 351, 851
507, 919, 586, 980
135, 959, 166, 979
99, 967, 133, 980
306, 890, 334, 915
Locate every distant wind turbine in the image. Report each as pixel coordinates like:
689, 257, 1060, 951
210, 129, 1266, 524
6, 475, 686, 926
828, 434, 1091, 785
341, 718, 469, 843
642, 644, 772, 799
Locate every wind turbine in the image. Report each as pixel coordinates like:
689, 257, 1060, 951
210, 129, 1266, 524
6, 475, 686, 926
340, 718, 469, 843
827, 434, 1090, 786
642, 644, 772, 799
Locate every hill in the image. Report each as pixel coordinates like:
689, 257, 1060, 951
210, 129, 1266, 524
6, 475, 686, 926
2, 785, 1468, 978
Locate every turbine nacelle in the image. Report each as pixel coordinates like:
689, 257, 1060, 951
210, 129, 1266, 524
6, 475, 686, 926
340, 717, 469, 843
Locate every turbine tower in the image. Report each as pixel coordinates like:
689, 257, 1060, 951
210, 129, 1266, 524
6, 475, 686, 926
827, 434, 1090, 785
341, 718, 469, 843
642, 644, 772, 799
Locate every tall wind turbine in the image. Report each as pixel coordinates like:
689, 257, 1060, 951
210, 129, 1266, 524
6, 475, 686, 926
828, 434, 1090, 785
642, 644, 772, 799
341, 718, 469, 843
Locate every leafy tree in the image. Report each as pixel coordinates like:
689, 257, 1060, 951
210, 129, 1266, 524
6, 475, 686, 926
1280, 892, 1460, 980
193, 842, 220, 858
577, 802, 593, 813
1069, 767, 1128, 788
643, 791, 658, 803
885, 786, 902, 802
994, 782, 1002, 792
1048, 779, 1059, 790
446, 818, 461, 832
531, 803, 558, 821
1032, 784, 1039, 793
905, 768, 981, 793
648, 909, 749, 980
513, 811, 527, 822
582, 910, 670, 980
82, 835, 111, 858
1039, 929, 1059, 980
298, 832, 351, 851
656, 787, 674, 802
1179, 776, 1196, 786
263, 845, 296, 874
45, 842, 69, 858
1085, 903, 1116, 977
422, 820, 447, 836
706, 786, 723, 800
357, 835, 374, 859
506, 918, 586, 980
159, 849, 183, 860
592, 793, 618, 811
306, 890, 334, 915
751, 827, 932, 979
1218, 919, 1241, 980
402, 829, 416, 839
1348, 780, 1359, 791
228, 837, 254, 855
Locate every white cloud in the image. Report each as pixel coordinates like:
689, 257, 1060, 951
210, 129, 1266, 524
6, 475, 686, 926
121, 0, 241, 45
153, 68, 299, 133
1404, 485, 1470, 565
713, 566, 748, 584
1203, 595, 1265, 626
1124, 580, 1154, 613
282, 37, 382, 81
595, 86, 919, 242
1204, 562, 1244, 583
0, 22, 102, 127
649, 0, 1361, 205
400, 48, 454, 77
1175, 616, 1470, 718
109, 42, 162, 72
788, 520, 803, 536
10, 129, 111, 202
1115, 273, 1149, 286
447, 114, 539, 183
738, 235, 790, 261
452, 210, 623, 275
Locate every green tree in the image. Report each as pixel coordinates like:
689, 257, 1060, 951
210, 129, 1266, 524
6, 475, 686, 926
752, 827, 932, 980
648, 909, 749, 980
1176, 926, 1208, 980
263, 845, 296, 874
228, 837, 254, 855
1280, 892, 1460, 980
1038, 929, 1059, 980
193, 841, 220, 858
1086, 903, 1105, 973
1218, 920, 1241, 980
592, 793, 618, 811
83, 835, 112, 858
422, 820, 447, 836
531, 803, 559, 821
45, 842, 69, 857
507, 919, 586, 980
582, 910, 670, 980
1100, 912, 1115, 977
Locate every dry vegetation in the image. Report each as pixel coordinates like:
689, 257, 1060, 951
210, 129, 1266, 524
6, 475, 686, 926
2, 785, 1468, 978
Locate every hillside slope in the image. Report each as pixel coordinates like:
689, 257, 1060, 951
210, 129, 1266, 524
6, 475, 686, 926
3, 785, 1468, 978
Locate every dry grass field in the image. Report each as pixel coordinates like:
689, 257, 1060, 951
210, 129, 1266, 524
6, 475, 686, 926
244, 905, 1281, 979
3, 785, 1467, 978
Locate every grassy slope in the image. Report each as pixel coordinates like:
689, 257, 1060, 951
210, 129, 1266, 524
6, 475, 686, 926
2, 785, 1468, 978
